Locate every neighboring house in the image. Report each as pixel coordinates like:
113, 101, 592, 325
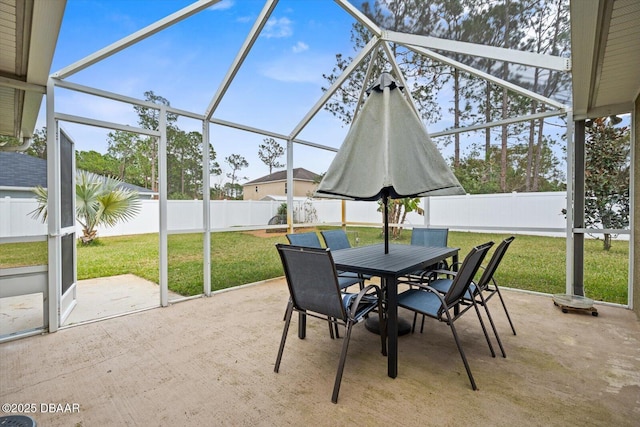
0, 152, 156, 199
242, 168, 321, 201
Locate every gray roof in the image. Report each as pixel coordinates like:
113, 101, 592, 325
0, 152, 47, 188
0, 151, 154, 193
244, 168, 321, 185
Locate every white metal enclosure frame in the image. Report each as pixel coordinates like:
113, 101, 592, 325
44, 0, 597, 332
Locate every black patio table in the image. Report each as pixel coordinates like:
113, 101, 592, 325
331, 243, 459, 379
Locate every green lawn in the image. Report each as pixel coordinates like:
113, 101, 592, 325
0, 227, 629, 304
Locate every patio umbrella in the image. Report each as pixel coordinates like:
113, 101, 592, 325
315, 73, 465, 253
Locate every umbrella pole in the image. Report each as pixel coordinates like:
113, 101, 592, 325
384, 194, 389, 254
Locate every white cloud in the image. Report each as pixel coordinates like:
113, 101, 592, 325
208, 0, 234, 11
260, 53, 334, 84
262, 17, 293, 38
292, 41, 308, 53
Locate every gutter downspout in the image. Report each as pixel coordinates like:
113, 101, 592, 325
0, 136, 33, 152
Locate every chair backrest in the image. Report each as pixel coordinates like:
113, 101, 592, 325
321, 230, 351, 250
443, 241, 494, 307
286, 232, 322, 248
276, 244, 346, 321
411, 227, 448, 247
477, 236, 515, 290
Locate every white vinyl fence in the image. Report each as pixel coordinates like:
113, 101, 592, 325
1, 192, 575, 240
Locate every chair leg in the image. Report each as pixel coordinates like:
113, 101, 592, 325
282, 297, 291, 321
328, 318, 336, 339
495, 286, 517, 335
411, 312, 418, 333
332, 321, 354, 403
275, 303, 294, 373
471, 298, 496, 358
378, 301, 387, 356
478, 293, 506, 358
448, 317, 478, 391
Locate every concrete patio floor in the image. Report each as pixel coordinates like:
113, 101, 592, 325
1, 278, 639, 426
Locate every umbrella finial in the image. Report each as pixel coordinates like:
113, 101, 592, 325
366, 72, 403, 95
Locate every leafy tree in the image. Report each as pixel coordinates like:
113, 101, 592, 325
324, 0, 569, 194
25, 127, 47, 159
107, 131, 137, 180
258, 137, 284, 174
0, 127, 47, 158
76, 150, 119, 177
106, 91, 221, 198
168, 129, 205, 199
584, 117, 630, 250
225, 154, 248, 199
31, 170, 141, 245
454, 143, 564, 194
379, 197, 424, 240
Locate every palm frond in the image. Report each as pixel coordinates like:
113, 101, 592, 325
29, 186, 49, 222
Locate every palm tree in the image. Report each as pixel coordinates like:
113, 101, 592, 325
31, 171, 141, 245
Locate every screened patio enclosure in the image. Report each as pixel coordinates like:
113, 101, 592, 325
1, 0, 637, 338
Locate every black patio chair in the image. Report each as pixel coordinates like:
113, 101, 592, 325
274, 244, 386, 403
320, 229, 373, 284
320, 229, 352, 250
429, 236, 517, 358
401, 227, 450, 285
411, 227, 449, 248
397, 241, 494, 390
286, 232, 363, 290
399, 227, 451, 331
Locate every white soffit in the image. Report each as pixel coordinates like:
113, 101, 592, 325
571, 0, 640, 119
0, 0, 65, 138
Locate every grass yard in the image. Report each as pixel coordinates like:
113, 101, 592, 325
0, 226, 629, 304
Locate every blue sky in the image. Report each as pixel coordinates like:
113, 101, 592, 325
38, 0, 368, 183
37, 0, 577, 187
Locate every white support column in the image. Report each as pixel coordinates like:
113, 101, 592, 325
629, 108, 636, 309
202, 121, 211, 297
565, 111, 574, 295
286, 139, 294, 234
46, 77, 59, 332
159, 107, 168, 307
423, 197, 431, 226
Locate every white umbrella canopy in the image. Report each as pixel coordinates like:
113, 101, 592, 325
315, 73, 464, 252
315, 73, 465, 202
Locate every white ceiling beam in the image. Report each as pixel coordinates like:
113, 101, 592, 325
406, 44, 567, 110
580, 101, 634, 120
54, 79, 204, 121
52, 0, 220, 79
351, 44, 381, 124
288, 37, 380, 141
209, 117, 338, 152
380, 41, 421, 119
54, 112, 160, 137
205, 0, 278, 120
430, 109, 565, 138
334, 0, 382, 38
384, 30, 571, 72
0, 76, 45, 93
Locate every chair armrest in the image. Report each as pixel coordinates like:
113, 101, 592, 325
348, 284, 381, 319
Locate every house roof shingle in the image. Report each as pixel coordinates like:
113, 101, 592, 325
0, 151, 154, 193
244, 168, 320, 186
0, 152, 48, 188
